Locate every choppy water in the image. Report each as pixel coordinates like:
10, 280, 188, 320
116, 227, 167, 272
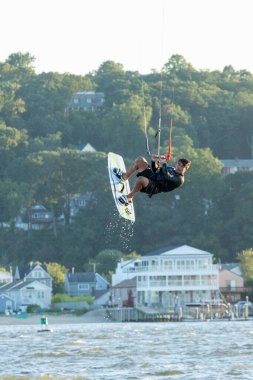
1, 320, 253, 380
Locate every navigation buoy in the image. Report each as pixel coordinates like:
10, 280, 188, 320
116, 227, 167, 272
37, 315, 53, 333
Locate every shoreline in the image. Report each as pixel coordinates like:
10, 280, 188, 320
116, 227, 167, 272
0, 309, 111, 326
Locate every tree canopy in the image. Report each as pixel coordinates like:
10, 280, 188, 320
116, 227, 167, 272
0, 52, 252, 274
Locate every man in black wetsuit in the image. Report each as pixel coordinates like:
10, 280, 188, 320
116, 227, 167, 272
113, 155, 191, 205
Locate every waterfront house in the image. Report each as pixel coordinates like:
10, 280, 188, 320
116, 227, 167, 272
0, 280, 52, 311
112, 260, 139, 286
64, 271, 109, 297
219, 264, 251, 303
14, 263, 53, 288
0, 293, 16, 313
110, 277, 137, 307
113, 245, 220, 310
0, 263, 53, 312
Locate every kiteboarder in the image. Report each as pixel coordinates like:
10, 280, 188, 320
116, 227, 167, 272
113, 155, 191, 205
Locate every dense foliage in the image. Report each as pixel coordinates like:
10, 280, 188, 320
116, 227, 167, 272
0, 52, 252, 273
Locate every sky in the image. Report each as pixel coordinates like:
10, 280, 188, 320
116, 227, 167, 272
1, 0, 253, 76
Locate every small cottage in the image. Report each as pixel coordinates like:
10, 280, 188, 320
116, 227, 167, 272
64, 271, 109, 297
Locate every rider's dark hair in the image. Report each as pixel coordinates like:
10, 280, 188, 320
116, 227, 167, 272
178, 158, 191, 167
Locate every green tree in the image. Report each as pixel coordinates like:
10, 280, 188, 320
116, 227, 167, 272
218, 172, 253, 256
0, 179, 32, 224
101, 95, 147, 158
93, 249, 124, 276
163, 54, 197, 81
66, 111, 102, 149
45, 262, 68, 293
18, 71, 93, 140
0, 123, 29, 177
238, 249, 253, 288
17, 150, 106, 228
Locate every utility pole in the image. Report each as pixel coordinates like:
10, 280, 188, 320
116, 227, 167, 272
89, 261, 96, 272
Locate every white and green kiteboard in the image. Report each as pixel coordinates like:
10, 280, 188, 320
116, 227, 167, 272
108, 152, 135, 222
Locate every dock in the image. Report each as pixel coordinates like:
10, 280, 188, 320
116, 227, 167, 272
105, 302, 251, 322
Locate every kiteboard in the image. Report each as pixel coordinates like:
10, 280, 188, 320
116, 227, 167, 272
108, 152, 135, 222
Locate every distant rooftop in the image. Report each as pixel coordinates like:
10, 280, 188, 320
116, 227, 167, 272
69, 91, 104, 112
144, 245, 213, 258
221, 159, 253, 175
81, 143, 96, 152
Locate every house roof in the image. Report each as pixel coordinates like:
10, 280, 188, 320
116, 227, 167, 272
112, 277, 137, 289
0, 280, 23, 291
66, 272, 96, 283
15, 264, 49, 280
145, 245, 212, 258
7, 280, 51, 291
95, 273, 110, 285
220, 263, 242, 276
219, 268, 242, 279
94, 289, 109, 299
221, 159, 253, 168
81, 143, 96, 152
220, 263, 239, 270
0, 279, 51, 292
144, 245, 176, 256
0, 293, 15, 301
118, 259, 136, 268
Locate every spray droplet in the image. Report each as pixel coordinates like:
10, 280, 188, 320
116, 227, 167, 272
105, 213, 134, 252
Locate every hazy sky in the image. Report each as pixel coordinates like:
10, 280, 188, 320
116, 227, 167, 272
1, 0, 252, 75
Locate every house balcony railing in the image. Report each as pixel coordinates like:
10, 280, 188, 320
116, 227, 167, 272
138, 281, 219, 289
220, 286, 252, 294
30, 216, 53, 223
124, 266, 218, 274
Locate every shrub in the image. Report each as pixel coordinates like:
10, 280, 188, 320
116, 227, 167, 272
51, 293, 93, 304
27, 304, 40, 313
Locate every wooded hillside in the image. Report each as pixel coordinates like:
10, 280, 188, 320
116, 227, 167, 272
0, 52, 252, 271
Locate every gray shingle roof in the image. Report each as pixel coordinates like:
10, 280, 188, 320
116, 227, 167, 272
15, 264, 48, 280
112, 277, 137, 289
66, 272, 96, 283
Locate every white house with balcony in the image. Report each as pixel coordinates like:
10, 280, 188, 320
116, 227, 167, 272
112, 260, 139, 286
114, 245, 220, 310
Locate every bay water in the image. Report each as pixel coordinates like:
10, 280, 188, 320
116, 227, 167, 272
1, 320, 253, 379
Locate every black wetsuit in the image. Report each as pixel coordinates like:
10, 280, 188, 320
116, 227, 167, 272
137, 161, 184, 197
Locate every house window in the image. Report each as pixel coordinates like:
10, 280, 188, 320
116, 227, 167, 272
176, 260, 185, 269
198, 259, 209, 269
164, 260, 173, 269
184, 275, 199, 286
226, 280, 236, 288
186, 260, 195, 269
34, 270, 42, 278
78, 284, 89, 290
37, 291, 45, 299
141, 261, 149, 270
168, 276, 182, 286
150, 276, 166, 286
